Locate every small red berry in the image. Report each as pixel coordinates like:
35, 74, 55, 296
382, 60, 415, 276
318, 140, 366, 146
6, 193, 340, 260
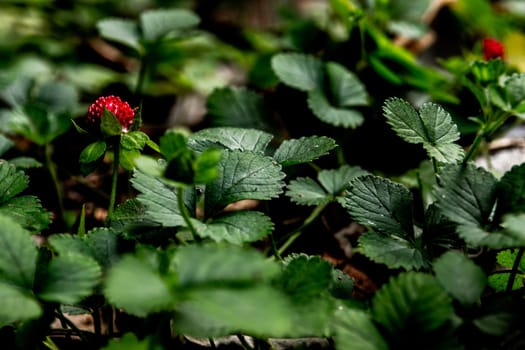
482, 38, 505, 61
86, 95, 135, 132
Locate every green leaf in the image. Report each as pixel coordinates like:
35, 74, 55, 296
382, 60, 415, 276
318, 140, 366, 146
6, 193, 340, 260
0, 160, 28, 202
503, 73, 525, 112
372, 272, 453, 336
0, 134, 14, 157
193, 211, 274, 244
433, 251, 487, 305
358, 231, 428, 270
307, 89, 365, 128
318, 165, 369, 195
188, 127, 273, 154
119, 148, 141, 171
495, 163, 525, 219
140, 8, 200, 41
286, 177, 330, 206
104, 255, 173, 317
0, 282, 41, 327
383, 98, 463, 163
206, 87, 273, 131
326, 62, 368, 107
435, 163, 497, 226
344, 175, 414, 238
79, 141, 106, 164
102, 333, 150, 350
35, 81, 78, 113
502, 213, 525, 245
97, 18, 141, 53
193, 148, 222, 184
332, 307, 388, 350
172, 286, 293, 338
470, 59, 506, 84
37, 254, 101, 304
172, 244, 279, 286
101, 109, 123, 137
120, 131, 149, 151
457, 225, 521, 249
9, 157, 42, 169
0, 215, 37, 289
204, 150, 285, 216
273, 135, 337, 166
0, 195, 51, 232
271, 53, 323, 91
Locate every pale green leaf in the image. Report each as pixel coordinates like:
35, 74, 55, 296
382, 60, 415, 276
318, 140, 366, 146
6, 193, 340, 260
318, 165, 369, 195
121, 131, 149, 151
332, 307, 388, 350
504, 73, 525, 110
104, 255, 173, 317
286, 177, 330, 206
0, 134, 13, 156
194, 211, 274, 244
204, 150, 285, 216
307, 89, 364, 128
344, 175, 414, 238
433, 251, 487, 305
271, 53, 323, 91
273, 135, 337, 166
37, 254, 101, 304
457, 225, 520, 249
140, 8, 199, 41
79, 141, 106, 164
358, 232, 428, 270
326, 62, 368, 107
102, 333, 150, 350
0, 215, 37, 289
97, 18, 141, 52
372, 272, 453, 335
435, 163, 497, 226
188, 127, 273, 154
9, 157, 42, 169
0, 282, 41, 327
502, 213, 525, 245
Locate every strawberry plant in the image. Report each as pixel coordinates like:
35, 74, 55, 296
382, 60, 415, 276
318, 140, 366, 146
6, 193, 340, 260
2, 1, 525, 349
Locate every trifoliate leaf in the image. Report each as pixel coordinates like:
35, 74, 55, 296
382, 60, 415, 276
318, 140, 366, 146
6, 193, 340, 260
318, 165, 369, 195
286, 177, 330, 206
271, 53, 323, 91
307, 89, 365, 128
332, 307, 388, 350
204, 150, 285, 216
326, 62, 369, 107
0, 282, 41, 327
96, 18, 141, 53
37, 253, 101, 304
0, 160, 28, 202
0, 215, 37, 289
172, 286, 293, 338
433, 251, 487, 305
139, 8, 199, 42
344, 175, 414, 239
383, 98, 463, 163
0, 195, 51, 232
188, 127, 273, 154
206, 87, 273, 131
457, 225, 520, 249
273, 135, 337, 166
435, 163, 497, 226
79, 141, 106, 164
358, 231, 428, 270
193, 211, 274, 244
172, 244, 279, 286
104, 255, 173, 317
372, 272, 453, 336
495, 163, 525, 219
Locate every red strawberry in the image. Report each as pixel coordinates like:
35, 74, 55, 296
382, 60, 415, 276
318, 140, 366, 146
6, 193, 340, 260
87, 95, 135, 132
483, 38, 505, 61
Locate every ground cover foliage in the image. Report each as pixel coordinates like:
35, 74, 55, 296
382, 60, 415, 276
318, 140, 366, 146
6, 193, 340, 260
2, 0, 525, 349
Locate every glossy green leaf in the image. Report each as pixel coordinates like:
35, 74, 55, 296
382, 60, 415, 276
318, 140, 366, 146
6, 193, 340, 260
332, 307, 388, 350
79, 141, 106, 164
0, 282, 41, 327
206, 87, 273, 131
104, 255, 173, 317
188, 127, 273, 154
140, 8, 199, 41
101, 109, 123, 137
495, 163, 525, 219
307, 89, 365, 128
97, 18, 141, 52
435, 163, 497, 226
344, 175, 414, 238
433, 251, 487, 305
172, 244, 279, 286
271, 53, 323, 91
358, 231, 428, 270
37, 253, 101, 304
372, 272, 453, 336
204, 150, 285, 216
273, 135, 337, 166
0, 160, 28, 202
0, 195, 51, 232
120, 131, 149, 151
0, 215, 37, 289
193, 211, 273, 244
326, 62, 368, 107
286, 177, 330, 206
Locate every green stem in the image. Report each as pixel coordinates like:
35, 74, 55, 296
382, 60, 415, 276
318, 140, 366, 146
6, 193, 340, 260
506, 248, 525, 293
108, 137, 121, 220
177, 186, 198, 240
135, 56, 148, 101
45, 144, 65, 229
463, 129, 485, 164
277, 202, 329, 257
